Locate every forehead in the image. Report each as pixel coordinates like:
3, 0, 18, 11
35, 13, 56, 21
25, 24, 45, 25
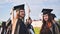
20, 10, 24, 12
43, 14, 48, 16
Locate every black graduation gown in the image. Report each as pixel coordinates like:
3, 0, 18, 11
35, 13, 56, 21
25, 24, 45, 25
14, 19, 29, 34
1, 22, 6, 34
40, 25, 52, 34
6, 20, 12, 34
7, 25, 12, 34
55, 22, 60, 32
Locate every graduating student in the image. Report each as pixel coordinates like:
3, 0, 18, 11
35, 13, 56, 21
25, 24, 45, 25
40, 8, 59, 34
12, 4, 29, 34
51, 13, 60, 32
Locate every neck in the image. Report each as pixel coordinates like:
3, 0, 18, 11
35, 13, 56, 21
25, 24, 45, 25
46, 21, 47, 22
19, 17, 23, 19
46, 21, 51, 24
19, 17, 24, 21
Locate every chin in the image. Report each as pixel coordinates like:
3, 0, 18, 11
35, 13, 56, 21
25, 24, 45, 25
45, 20, 48, 21
20, 15, 24, 18
21, 16, 25, 18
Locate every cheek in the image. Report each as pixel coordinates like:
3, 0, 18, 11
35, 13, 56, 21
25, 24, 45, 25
22, 12, 25, 14
20, 13, 22, 15
19, 12, 23, 16
44, 16, 48, 21
20, 12, 25, 15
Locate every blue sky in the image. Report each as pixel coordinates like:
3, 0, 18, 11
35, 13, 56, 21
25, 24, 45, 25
0, 0, 60, 21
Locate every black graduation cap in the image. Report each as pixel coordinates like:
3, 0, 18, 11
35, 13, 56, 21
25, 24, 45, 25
42, 8, 53, 14
13, 4, 24, 10
51, 13, 56, 18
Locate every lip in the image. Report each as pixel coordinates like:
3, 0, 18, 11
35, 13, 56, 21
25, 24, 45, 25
45, 18, 48, 19
22, 14, 25, 15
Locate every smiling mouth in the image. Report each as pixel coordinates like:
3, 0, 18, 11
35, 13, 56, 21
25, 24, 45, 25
45, 18, 48, 19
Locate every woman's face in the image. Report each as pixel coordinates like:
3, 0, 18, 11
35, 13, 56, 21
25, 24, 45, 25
43, 14, 48, 21
16, 11, 19, 14
16, 11, 19, 18
16, 11, 19, 16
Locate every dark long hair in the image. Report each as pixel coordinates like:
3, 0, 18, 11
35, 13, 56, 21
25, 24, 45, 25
40, 13, 53, 34
43, 13, 52, 27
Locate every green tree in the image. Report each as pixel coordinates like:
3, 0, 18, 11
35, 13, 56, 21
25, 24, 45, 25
58, 19, 60, 24
0, 21, 2, 26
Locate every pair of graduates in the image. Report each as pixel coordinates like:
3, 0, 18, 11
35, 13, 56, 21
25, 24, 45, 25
40, 9, 60, 34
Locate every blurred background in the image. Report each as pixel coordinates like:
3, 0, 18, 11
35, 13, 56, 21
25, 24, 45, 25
0, 0, 60, 34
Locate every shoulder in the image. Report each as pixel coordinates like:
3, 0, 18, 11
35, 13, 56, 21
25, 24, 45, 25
31, 25, 33, 27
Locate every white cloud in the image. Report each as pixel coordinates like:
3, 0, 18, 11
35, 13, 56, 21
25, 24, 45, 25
0, 0, 8, 4
0, 0, 60, 21
5, 0, 25, 5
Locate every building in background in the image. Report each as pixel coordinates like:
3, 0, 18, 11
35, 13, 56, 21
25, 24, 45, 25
32, 20, 43, 28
